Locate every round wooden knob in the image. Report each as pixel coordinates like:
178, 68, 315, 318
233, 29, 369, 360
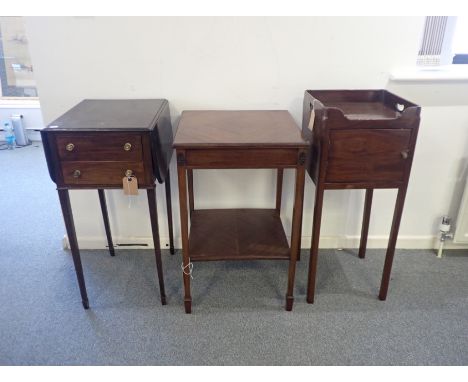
124, 143, 132, 151
401, 150, 409, 159
73, 170, 81, 178
66, 143, 75, 151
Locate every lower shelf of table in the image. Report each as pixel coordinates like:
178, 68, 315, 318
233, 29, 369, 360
188, 208, 291, 261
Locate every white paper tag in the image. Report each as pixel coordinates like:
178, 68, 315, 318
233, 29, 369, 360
308, 108, 315, 132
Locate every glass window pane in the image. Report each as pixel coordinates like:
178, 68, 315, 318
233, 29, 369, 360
0, 16, 38, 97
452, 16, 468, 54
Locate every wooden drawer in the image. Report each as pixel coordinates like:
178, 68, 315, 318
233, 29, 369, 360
185, 148, 300, 168
61, 161, 146, 186
56, 133, 143, 161
326, 129, 412, 183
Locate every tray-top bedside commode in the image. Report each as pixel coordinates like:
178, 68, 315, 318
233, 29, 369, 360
174, 110, 308, 313
302, 90, 421, 304
41, 99, 175, 309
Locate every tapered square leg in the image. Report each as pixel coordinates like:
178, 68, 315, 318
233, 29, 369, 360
164, 170, 175, 255
285, 159, 306, 311
187, 169, 194, 217
358, 189, 373, 259
98, 189, 115, 257
379, 187, 407, 301
57, 189, 89, 309
177, 152, 192, 313
306, 184, 325, 304
276, 168, 283, 213
147, 188, 167, 305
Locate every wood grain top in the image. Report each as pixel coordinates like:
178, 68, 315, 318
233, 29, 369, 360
45, 99, 167, 131
174, 110, 307, 148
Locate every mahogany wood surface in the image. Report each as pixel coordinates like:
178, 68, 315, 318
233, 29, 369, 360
275, 168, 283, 213
56, 133, 143, 162
303, 89, 421, 304
41, 99, 175, 309
358, 189, 373, 259
184, 148, 300, 168
42, 99, 173, 184
174, 111, 307, 148
46, 99, 167, 130
187, 169, 194, 215
61, 161, 147, 186
189, 209, 290, 261
147, 188, 167, 305
326, 129, 411, 183
174, 110, 308, 313
164, 171, 175, 255
286, 163, 306, 311
98, 189, 115, 257
176, 155, 192, 314
57, 189, 89, 309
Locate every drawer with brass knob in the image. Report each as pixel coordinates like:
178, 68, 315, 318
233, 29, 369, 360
61, 161, 146, 186
56, 133, 143, 161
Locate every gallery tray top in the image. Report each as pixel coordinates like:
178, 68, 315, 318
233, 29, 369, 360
306, 90, 420, 121
173, 110, 307, 148
44, 99, 168, 131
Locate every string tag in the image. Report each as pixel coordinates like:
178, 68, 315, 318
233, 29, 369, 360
181, 262, 194, 279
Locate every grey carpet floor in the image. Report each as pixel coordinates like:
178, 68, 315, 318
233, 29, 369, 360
0, 143, 467, 365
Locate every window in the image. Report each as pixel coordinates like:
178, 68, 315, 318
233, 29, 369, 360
0, 16, 38, 98
452, 16, 468, 64
417, 16, 468, 66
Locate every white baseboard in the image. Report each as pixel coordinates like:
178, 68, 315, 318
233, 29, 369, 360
63, 234, 468, 250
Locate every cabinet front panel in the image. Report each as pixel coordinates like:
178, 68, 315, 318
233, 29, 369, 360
326, 129, 412, 183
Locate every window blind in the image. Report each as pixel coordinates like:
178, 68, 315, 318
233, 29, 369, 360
417, 16, 448, 66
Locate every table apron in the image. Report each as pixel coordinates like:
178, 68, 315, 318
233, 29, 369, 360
181, 148, 302, 168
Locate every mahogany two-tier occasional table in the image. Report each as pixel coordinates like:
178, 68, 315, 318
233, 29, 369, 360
174, 110, 308, 313
41, 99, 175, 309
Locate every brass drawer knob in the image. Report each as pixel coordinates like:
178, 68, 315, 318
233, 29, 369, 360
66, 143, 75, 152
125, 169, 133, 177
401, 150, 409, 159
124, 143, 132, 151
73, 170, 81, 178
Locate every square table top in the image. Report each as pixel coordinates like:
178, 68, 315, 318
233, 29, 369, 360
173, 110, 307, 148
45, 99, 167, 131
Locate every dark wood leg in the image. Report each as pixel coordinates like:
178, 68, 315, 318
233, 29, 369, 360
358, 189, 373, 259
164, 170, 175, 255
286, 164, 306, 311
187, 169, 194, 217
57, 189, 89, 309
306, 183, 325, 304
379, 187, 407, 300
147, 188, 167, 305
275, 168, 283, 213
97, 189, 115, 257
178, 159, 192, 313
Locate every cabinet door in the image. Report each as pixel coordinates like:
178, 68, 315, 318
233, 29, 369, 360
326, 129, 412, 183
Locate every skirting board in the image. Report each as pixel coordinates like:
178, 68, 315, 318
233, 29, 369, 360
62, 234, 468, 250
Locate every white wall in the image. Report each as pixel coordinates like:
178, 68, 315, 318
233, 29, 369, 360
24, 16, 468, 249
